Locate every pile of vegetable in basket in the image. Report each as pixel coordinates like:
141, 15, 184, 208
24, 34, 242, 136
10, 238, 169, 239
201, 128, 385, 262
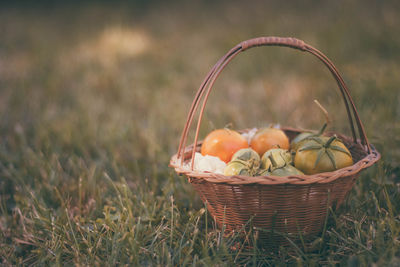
191, 100, 353, 177
196, 117, 353, 178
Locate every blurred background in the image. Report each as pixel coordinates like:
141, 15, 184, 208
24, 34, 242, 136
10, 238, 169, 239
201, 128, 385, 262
1, 0, 399, 264
1, 0, 399, 161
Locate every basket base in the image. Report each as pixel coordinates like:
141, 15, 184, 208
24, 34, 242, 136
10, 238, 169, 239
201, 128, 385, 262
191, 172, 359, 248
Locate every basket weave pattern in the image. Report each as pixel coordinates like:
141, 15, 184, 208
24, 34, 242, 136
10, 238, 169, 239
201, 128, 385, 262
170, 37, 380, 245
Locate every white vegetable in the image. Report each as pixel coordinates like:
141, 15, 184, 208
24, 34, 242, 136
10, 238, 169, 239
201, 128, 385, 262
190, 152, 226, 174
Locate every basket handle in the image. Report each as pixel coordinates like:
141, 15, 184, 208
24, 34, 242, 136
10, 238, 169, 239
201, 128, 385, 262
177, 37, 372, 168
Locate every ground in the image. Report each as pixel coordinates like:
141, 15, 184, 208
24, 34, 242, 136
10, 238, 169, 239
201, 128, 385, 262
1, 0, 400, 265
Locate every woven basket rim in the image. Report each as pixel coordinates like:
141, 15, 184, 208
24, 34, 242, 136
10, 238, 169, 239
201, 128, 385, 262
170, 127, 381, 185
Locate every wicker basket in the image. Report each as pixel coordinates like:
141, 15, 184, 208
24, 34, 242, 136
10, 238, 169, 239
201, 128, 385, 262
170, 37, 380, 247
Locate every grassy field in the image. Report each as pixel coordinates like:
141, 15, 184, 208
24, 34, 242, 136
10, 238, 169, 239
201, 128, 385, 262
1, 0, 400, 265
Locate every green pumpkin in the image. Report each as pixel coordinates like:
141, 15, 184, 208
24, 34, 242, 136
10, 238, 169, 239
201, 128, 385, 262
294, 135, 353, 175
270, 165, 304, 176
224, 160, 251, 176
231, 148, 260, 168
261, 148, 292, 170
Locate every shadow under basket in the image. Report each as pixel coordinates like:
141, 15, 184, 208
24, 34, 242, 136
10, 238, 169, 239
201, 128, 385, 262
169, 37, 381, 248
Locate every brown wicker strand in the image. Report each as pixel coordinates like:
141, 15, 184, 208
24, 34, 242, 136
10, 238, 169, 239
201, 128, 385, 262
304, 45, 371, 150
177, 45, 242, 165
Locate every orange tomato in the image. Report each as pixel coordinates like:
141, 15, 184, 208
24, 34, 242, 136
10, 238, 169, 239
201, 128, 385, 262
250, 128, 289, 156
201, 129, 249, 163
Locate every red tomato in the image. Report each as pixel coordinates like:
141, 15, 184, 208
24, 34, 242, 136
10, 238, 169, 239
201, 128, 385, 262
201, 129, 249, 163
250, 128, 289, 156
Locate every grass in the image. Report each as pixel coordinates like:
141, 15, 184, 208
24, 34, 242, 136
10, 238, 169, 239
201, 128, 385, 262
1, 0, 400, 265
